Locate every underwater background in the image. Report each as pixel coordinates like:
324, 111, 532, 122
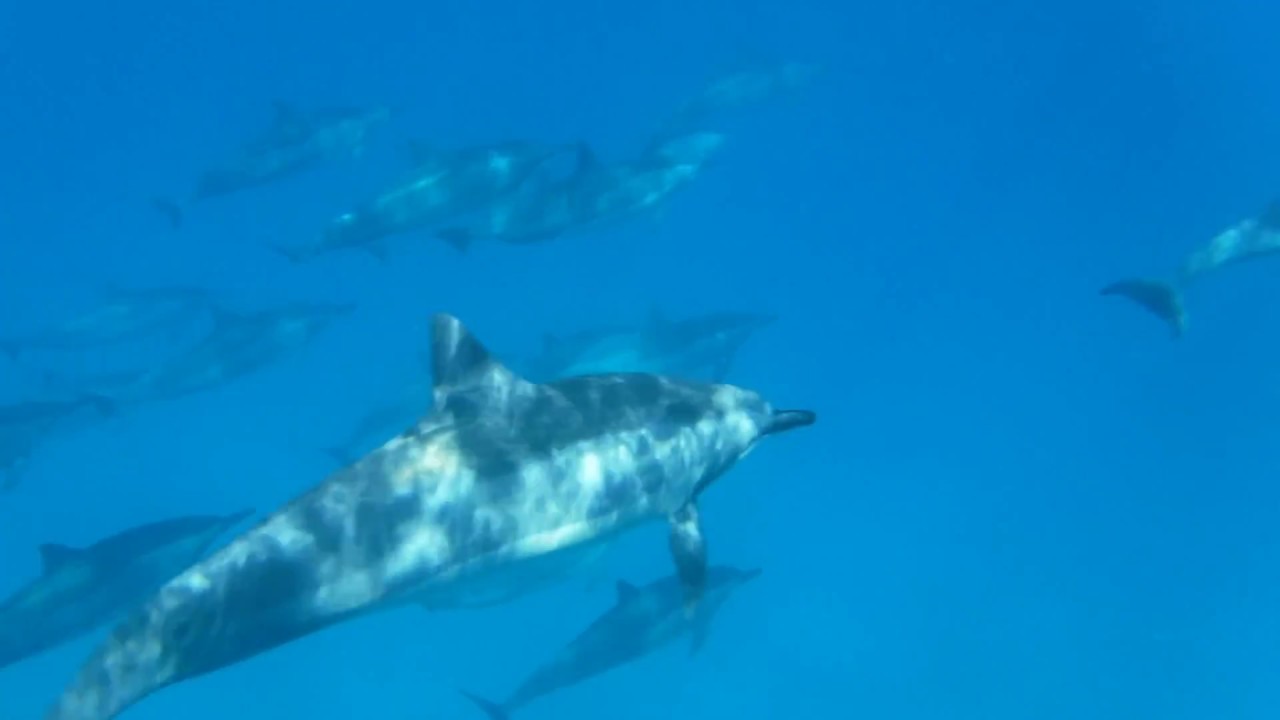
2, 1, 1279, 718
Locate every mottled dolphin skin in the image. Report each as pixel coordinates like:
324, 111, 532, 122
0, 394, 116, 491
275, 141, 572, 262
153, 102, 393, 229
1101, 201, 1280, 337
0, 285, 216, 360
44, 313, 814, 720
522, 308, 775, 383
462, 565, 761, 720
0, 509, 253, 671
111, 302, 354, 406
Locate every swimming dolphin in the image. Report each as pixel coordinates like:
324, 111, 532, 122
43, 313, 814, 720
435, 133, 725, 251
111, 302, 354, 406
0, 394, 116, 491
1101, 200, 1280, 337
0, 285, 216, 360
0, 509, 254, 671
323, 380, 430, 467
152, 102, 393, 228
522, 308, 775, 382
461, 565, 761, 720
273, 141, 572, 262
657, 60, 823, 140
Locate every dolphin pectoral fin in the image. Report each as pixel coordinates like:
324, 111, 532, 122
668, 503, 707, 618
459, 690, 512, 720
1100, 278, 1186, 339
437, 228, 474, 254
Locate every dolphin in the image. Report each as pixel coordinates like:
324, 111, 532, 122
323, 380, 430, 468
1101, 200, 1280, 337
43, 313, 814, 720
0, 394, 116, 491
0, 509, 254, 671
461, 565, 761, 720
0, 285, 216, 360
273, 141, 572, 262
111, 302, 354, 406
152, 102, 393, 228
435, 133, 725, 251
522, 308, 774, 383
657, 60, 823, 140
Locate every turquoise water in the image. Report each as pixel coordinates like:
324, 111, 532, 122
2, 2, 1279, 718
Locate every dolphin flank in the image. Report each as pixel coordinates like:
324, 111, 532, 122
44, 313, 814, 720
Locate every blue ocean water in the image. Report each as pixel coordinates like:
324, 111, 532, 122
2, 1, 1279, 718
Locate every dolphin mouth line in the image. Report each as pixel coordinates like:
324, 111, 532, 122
765, 409, 816, 435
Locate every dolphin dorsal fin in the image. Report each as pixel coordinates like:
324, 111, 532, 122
615, 580, 640, 603
37, 543, 83, 574
429, 314, 532, 418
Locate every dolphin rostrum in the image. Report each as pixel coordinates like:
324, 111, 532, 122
44, 313, 814, 719
0, 509, 253, 672
462, 565, 761, 719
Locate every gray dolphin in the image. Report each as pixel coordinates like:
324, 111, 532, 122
657, 60, 823, 140
1102, 200, 1280, 338
522, 308, 775, 383
43, 313, 814, 720
435, 133, 724, 251
0, 285, 216, 360
461, 565, 761, 719
111, 302, 354, 406
0, 394, 116, 491
273, 141, 572, 262
153, 102, 393, 229
0, 509, 254, 671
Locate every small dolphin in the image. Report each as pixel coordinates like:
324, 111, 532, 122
113, 302, 354, 405
0, 394, 116, 491
323, 380, 430, 467
523, 308, 774, 383
1102, 200, 1280, 337
0, 285, 216, 360
0, 509, 254, 671
275, 141, 571, 262
658, 60, 823, 139
44, 313, 814, 720
436, 133, 725, 250
153, 102, 393, 228
461, 565, 761, 720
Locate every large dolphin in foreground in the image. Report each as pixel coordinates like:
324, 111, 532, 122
1102, 200, 1280, 338
462, 565, 761, 720
0, 509, 253, 672
44, 313, 814, 720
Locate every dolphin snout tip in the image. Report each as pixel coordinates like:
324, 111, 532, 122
766, 409, 816, 435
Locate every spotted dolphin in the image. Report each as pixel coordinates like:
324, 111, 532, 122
0, 509, 253, 672
44, 313, 814, 720
462, 565, 761, 720
1102, 200, 1280, 338
152, 102, 393, 229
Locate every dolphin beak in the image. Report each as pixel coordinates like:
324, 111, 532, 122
764, 409, 816, 436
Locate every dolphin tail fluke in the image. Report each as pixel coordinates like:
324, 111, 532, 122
437, 228, 473, 254
151, 197, 184, 230
459, 691, 511, 720
1099, 278, 1186, 340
